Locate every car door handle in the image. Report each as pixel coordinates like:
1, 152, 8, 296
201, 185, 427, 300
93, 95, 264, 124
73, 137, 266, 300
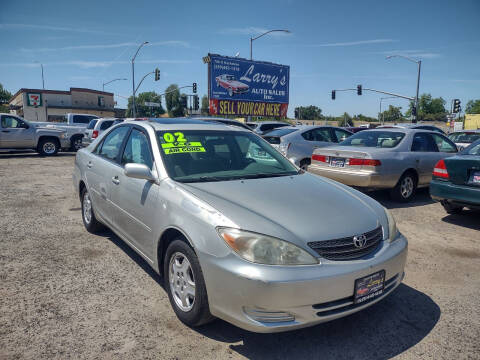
112, 176, 120, 185
87, 161, 93, 168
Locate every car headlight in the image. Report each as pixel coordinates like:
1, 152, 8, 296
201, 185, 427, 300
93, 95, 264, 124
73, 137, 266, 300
217, 227, 318, 265
384, 208, 398, 242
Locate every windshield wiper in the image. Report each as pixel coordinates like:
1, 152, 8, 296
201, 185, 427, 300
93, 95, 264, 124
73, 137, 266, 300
238, 172, 298, 179
179, 176, 234, 183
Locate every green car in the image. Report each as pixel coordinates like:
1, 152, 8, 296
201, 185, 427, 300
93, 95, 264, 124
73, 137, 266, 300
430, 139, 480, 214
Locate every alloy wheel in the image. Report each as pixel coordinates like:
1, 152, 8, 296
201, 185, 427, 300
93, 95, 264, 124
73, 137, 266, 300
400, 176, 414, 199
169, 252, 196, 312
43, 142, 56, 154
83, 192, 92, 224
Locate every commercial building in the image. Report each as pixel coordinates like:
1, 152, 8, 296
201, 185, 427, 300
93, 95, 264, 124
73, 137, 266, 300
9, 88, 115, 122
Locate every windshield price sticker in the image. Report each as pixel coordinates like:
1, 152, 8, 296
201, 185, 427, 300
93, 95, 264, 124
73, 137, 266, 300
161, 132, 206, 154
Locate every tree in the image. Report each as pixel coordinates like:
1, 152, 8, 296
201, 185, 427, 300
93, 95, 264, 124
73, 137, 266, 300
164, 84, 187, 117
378, 105, 404, 123
294, 105, 322, 120
406, 93, 447, 121
126, 91, 165, 117
0, 83, 12, 113
338, 112, 354, 127
465, 99, 480, 114
201, 95, 209, 115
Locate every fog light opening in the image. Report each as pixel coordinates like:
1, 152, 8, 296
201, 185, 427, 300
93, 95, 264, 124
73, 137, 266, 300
243, 307, 295, 323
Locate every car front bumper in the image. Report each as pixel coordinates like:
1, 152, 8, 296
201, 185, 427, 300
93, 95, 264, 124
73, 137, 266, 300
201, 233, 408, 333
307, 164, 398, 189
430, 179, 480, 208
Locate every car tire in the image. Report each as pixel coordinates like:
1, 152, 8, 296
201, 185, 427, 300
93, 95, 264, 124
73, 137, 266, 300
441, 201, 463, 215
164, 239, 214, 327
228, 88, 233, 97
390, 171, 417, 202
70, 135, 83, 152
81, 187, 105, 233
37, 138, 59, 156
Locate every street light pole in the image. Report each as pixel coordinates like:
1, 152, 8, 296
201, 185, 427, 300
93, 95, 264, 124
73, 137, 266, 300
40, 63, 45, 89
103, 78, 127, 92
131, 41, 149, 117
250, 29, 290, 60
386, 54, 422, 123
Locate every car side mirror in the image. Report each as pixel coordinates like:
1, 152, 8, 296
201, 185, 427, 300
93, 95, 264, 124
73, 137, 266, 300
124, 163, 156, 181
20, 122, 29, 129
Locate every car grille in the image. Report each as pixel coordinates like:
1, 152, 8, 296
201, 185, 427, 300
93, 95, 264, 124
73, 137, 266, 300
307, 226, 383, 261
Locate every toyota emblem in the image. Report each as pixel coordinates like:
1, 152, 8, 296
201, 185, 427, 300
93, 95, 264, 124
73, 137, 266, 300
353, 234, 367, 248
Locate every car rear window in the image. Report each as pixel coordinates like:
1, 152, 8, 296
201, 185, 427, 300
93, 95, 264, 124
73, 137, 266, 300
99, 120, 114, 130
340, 131, 405, 148
87, 119, 98, 129
462, 140, 480, 155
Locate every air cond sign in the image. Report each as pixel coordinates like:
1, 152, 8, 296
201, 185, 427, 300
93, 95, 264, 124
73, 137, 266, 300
207, 54, 289, 117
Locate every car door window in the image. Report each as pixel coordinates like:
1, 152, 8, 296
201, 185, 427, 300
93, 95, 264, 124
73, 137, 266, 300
121, 129, 153, 168
1, 116, 26, 128
97, 126, 130, 161
334, 129, 351, 142
411, 133, 437, 152
430, 133, 457, 153
311, 128, 334, 142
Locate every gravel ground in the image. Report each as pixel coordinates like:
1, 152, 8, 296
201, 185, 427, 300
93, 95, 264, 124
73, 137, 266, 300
0, 152, 479, 360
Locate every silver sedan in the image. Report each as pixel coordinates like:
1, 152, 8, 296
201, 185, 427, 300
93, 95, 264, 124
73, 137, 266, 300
73, 119, 407, 333
263, 125, 353, 169
308, 128, 458, 202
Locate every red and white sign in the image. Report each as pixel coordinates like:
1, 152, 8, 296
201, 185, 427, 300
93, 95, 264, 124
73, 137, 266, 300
27, 93, 42, 107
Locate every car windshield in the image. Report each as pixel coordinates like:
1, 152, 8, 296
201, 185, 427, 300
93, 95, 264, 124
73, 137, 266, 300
226, 75, 235, 80
263, 128, 297, 137
157, 130, 298, 183
340, 131, 405, 148
87, 119, 98, 129
448, 132, 480, 144
462, 139, 480, 155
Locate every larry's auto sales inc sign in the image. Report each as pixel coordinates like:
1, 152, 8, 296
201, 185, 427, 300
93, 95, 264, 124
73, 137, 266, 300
206, 54, 289, 117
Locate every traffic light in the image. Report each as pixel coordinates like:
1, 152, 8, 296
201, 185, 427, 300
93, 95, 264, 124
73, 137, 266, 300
331, 90, 336, 100
193, 95, 199, 110
453, 99, 461, 113
154, 68, 160, 81
412, 106, 417, 116
192, 82, 197, 93
357, 85, 362, 95
294, 108, 299, 119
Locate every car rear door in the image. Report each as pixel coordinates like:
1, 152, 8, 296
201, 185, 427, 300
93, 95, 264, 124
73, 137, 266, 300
110, 127, 157, 256
0, 115, 35, 148
410, 132, 442, 185
85, 125, 130, 225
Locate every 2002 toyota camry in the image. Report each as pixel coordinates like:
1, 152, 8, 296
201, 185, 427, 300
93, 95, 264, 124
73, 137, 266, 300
73, 118, 408, 333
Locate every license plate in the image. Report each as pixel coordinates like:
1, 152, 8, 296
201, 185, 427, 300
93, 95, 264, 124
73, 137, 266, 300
472, 171, 480, 184
354, 270, 386, 304
330, 157, 345, 167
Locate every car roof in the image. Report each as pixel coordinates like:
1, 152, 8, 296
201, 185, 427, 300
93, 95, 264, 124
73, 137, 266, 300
363, 127, 439, 134
449, 129, 480, 134
137, 118, 248, 132
251, 121, 289, 125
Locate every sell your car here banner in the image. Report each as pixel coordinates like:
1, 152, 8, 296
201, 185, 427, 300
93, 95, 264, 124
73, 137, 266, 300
206, 54, 289, 117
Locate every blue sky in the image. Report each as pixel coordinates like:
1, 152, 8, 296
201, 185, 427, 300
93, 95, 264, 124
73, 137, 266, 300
1, 0, 479, 118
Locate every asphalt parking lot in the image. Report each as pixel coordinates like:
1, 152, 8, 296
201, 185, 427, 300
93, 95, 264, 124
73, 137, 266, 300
1, 152, 479, 360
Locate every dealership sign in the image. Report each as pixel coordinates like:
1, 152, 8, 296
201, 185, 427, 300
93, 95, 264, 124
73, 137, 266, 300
27, 93, 42, 107
206, 54, 289, 117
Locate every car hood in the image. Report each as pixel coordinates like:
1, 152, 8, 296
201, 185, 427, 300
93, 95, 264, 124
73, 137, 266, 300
178, 173, 385, 248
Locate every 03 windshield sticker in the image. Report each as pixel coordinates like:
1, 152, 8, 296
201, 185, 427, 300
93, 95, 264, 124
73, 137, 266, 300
161, 132, 206, 154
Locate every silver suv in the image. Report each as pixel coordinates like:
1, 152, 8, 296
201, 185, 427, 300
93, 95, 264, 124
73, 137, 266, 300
82, 118, 122, 147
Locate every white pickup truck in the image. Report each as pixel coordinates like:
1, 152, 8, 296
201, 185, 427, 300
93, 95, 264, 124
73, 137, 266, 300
32, 113, 99, 151
0, 113, 70, 156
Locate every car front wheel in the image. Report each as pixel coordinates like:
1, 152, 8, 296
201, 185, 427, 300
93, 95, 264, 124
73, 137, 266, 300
164, 239, 214, 327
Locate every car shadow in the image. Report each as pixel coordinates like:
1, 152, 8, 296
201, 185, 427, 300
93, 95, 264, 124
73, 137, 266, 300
100, 230, 439, 360
367, 188, 435, 209
0, 150, 75, 159
441, 209, 480, 230
197, 284, 440, 360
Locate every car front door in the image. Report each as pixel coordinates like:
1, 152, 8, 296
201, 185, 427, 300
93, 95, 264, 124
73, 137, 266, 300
410, 132, 441, 185
110, 127, 157, 256
0, 115, 35, 148
85, 126, 130, 226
